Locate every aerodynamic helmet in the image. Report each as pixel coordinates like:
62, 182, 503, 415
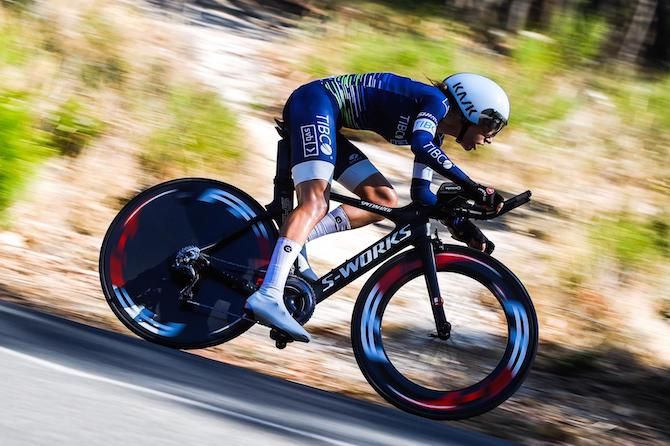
444, 73, 510, 138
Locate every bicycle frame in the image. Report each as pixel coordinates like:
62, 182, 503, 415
309, 194, 435, 302
196, 133, 528, 337
197, 132, 527, 337
262, 134, 451, 336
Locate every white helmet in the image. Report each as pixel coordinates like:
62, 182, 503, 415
444, 73, 510, 136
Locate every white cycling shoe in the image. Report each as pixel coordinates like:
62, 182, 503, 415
297, 246, 319, 282
245, 290, 311, 343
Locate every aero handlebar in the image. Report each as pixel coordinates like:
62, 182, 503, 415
448, 190, 532, 220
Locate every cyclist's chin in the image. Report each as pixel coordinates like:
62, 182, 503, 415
458, 139, 476, 151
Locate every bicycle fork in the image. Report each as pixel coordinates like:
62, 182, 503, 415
417, 225, 452, 340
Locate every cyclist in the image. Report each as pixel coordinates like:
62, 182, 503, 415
246, 72, 509, 342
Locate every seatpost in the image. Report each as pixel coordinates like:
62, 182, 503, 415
269, 136, 294, 227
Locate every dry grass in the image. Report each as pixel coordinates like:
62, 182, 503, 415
1, 2, 669, 445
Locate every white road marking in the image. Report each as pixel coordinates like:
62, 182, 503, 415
0, 345, 354, 446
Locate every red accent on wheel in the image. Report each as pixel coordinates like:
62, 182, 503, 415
460, 388, 484, 403
377, 259, 422, 294
109, 208, 141, 286
256, 232, 272, 267
486, 366, 514, 396
428, 391, 461, 407
435, 253, 467, 267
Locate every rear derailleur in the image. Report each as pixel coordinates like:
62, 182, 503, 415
172, 246, 210, 307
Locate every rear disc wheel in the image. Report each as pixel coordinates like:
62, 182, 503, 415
99, 178, 278, 349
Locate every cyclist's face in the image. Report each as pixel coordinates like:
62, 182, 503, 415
460, 124, 495, 151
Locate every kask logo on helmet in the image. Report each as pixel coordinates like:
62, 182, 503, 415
452, 82, 478, 118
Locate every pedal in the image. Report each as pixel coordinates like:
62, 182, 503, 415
269, 328, 294, 349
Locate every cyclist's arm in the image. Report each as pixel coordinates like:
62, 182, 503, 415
410, 160, 437, 206
410, 128, 476, 190
409, 96, 478, 190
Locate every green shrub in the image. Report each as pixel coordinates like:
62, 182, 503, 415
0, 91, 53, 221
324, 0, 450, 26
551, 13, 608, 67
47, 98, 103, 157
1, 0, 33, 11
595, 73, 670, 169
508, 31, 578, 134
302, 29, 450, 79
80, 57, 127, 87
506, 14, 606, 134
339, 27, 456, 80
511, 89, 576, 136
511, 33, 560, 80
78, 12, 128, 87
142, 86, 241, 175
591, 213, 670, 271
647, 75, 670, 136
0, 12, 31, 66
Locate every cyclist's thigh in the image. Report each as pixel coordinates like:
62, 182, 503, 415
285, 82, 338, 187
333, 133, 388, 192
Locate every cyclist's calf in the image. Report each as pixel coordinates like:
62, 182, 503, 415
352, 174, 398, 224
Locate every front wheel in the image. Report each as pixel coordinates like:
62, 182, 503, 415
351, 245, 538, 420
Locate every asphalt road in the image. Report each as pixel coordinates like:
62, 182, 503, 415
0, 301, 516, 445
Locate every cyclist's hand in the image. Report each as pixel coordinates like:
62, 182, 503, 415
467, 184, 504, 213
445, 218, 495, 254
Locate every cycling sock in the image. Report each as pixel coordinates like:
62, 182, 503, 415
259, 237, 301, 298
307, 206, 351, 242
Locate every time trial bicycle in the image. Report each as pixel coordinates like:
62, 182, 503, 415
99, 120, 538, 420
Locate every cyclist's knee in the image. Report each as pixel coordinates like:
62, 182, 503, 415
362, 186, 397, 223
296, 197, 328, 221
295, 181, 330, 222
362, 185, 397, 208
374, 187, 398, 208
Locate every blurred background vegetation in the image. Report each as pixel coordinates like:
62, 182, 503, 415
0, 0, 667, 337
0, 0, 241, 223
284, 0, 670, 337
1, 0, 668, 341
0, 0, 668, 442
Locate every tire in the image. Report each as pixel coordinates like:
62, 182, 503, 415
99, 178, 278, 349
351, 245, 538, 420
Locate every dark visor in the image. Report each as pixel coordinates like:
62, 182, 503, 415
479, 109, 507, 136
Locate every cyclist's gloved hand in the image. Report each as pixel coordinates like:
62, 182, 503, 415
464, 183, 504, 213
444, 217, 495, 254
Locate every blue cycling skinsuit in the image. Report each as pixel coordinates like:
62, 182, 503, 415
282, 72, 478, 205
